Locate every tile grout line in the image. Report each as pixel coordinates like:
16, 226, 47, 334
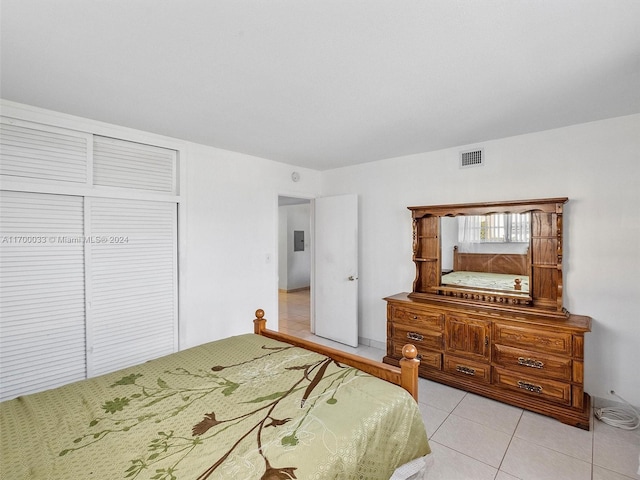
495, 409, 525, 479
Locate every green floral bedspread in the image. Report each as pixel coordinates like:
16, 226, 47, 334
0, 334, 430, 479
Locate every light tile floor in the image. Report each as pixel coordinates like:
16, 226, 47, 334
278, 290, 640, 480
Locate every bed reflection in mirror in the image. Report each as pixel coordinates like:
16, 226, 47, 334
440, 213, 531, 294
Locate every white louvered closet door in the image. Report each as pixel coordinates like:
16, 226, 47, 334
87, 198, 178, 376
0, 191, 87, 401
0, 118, 180, 399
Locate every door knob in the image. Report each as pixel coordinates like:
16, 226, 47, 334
348, 275, 359, 281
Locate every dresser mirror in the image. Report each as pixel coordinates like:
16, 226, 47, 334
408, 198, 568, 314
440, 213, 531, 295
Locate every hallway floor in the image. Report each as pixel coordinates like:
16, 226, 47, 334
277, 288, 312, 335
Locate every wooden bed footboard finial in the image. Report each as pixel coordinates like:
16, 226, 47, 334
399, 344, 420, 401
254, 309, 266, 334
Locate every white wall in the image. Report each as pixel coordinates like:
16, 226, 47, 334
181, 145, 320, 346
278, 203, 311, 291
321, 114, 640, 406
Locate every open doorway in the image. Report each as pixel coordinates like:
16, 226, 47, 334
278, 196, 311, 336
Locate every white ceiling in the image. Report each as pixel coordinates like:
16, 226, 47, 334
1, 1, 639, 171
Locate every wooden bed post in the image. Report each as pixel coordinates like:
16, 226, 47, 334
253, 309, 266, 334
399, 344, 420, 402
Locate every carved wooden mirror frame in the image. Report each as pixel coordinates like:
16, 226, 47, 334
407, 197, 568, 318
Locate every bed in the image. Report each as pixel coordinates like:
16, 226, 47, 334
441, 246, 530, 293
0, 310, 430, 480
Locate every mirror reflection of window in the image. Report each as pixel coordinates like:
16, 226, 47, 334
455, 213, 530, 255
458, 213, 530, 243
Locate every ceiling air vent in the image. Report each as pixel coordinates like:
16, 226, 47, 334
460, 148, 484, 168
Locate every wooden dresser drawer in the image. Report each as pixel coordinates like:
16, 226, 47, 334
493, 367, 571, 405
494, 324, 571, 355
390, 306, 444, 329
493, 344, 571, 381
392, 342, 441, 369
391, 322, 443, 351
443, 355, 491, 384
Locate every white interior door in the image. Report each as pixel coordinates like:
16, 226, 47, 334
313, 194, 358, 347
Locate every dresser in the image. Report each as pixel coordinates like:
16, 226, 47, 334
383, 198, 592, 429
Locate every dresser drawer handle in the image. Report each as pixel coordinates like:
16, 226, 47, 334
407, 332, 424, 342
517, 380, 543, 394
456, 365, 476, 376
517, 357, 544, 369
